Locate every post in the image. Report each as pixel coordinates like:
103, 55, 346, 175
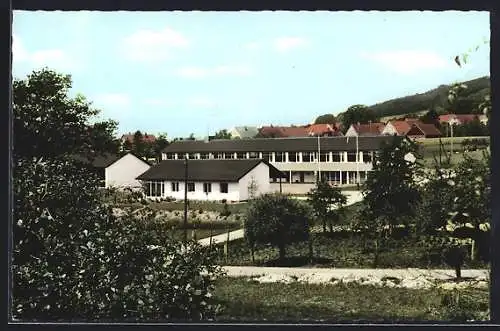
183, 157, 188, 243
317, 134, 321, 182
279, 176, 282, 194
450, 122, 454, 157
356, 134, 360, 185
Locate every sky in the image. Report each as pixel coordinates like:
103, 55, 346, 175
12, 11, 490, 138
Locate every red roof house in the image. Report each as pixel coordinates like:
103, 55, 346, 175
345, 122, 385, 136
121, 133, 157, 144
406, 123, 442, 139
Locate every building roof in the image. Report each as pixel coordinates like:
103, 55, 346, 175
407, 123, 442, 137
306, 124, 342, 136
232, 126, 259, 138
387, 120, 416, 135
258, 126, 310, 138
121, 133, 157, 144
71, 152, 121, 168
162, 135, 402, 153
136, 159, 286, 182
351, 123, 385, 136
438, 114, 483, 124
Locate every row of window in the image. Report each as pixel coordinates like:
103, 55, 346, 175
145, 180, 229, 196
164, 151, 375, 163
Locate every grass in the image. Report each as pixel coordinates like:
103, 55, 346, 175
112, 200, 249, 214
415, 136, 489, 146
215, 231, 488, 269
212, 277, 489, 322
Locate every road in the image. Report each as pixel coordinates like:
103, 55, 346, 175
221, 266, 490, 289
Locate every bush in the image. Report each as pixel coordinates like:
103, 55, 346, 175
13, 157, 224, 322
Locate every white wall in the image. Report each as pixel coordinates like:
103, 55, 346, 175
381, 122, 397, 136
344, 125, 358, 137
162, 180, 241, 202
105, 153, 151, 190
238, 162, 270, 200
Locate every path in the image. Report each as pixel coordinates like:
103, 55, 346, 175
221, 266, 490, 289
198, 229, 244, 246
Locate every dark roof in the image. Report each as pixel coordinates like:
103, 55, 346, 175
407, 123, 442, 137
162, 136, 401, 154
71, 152, 121, 168
136, 159, 286, 182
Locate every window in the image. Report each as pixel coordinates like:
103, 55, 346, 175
200, 153, 209, 160
220, 182, 229, 193
320, 152, 329, 162
249, 152, 259, 159
145, 180, 163, 197
171, 182, 179, 192
262, 152, 272, 162
188, 153, 196, 159
236, 152, 246, 159
228, 153, 237, 159
288, 152, 297, 162
187, 182, 195, 192
332, 152, 341, 162
363, 152, 373, 163
275, 152, 285, 162
347, 152, 357, 162
303, 152, 315, 162
203, 183, 212, 193
215, 153, 224, 159
165, 153, 174, 160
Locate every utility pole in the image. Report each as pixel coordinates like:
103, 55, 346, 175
317, 134, 321, 182
450, 122, 454, 157
183, 157, 188, 243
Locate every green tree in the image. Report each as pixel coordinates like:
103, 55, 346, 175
152, 133, 169, 162
307, 179, 347, 233
132, 130, 146, 157
213, 129, 232, 140
314, 114, 336, 124
12, 68, 223, 321
244, 194, 311, 261
419, 108, 440, 126
340, 104, 379, 133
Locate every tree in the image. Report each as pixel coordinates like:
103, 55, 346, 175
359, 136, 422, 265
419, 108, 440, 126
307, 179, 347, 233
314, 114, 336, 124
244, 194, 311, 261
152, 133, 169, 162
340, 105, 379, 133
247, 176, 259, 201
132, 130, 146, 157
12, 68, 223, 321
213, 129, 232, 140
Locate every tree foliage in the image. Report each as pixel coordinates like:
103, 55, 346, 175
338, 105, 379, 133
307, 179, 347, 233
314, 114, 336, 124
213, 129, 232, 140
12, 68, 223, 321
244, 194, 311, 260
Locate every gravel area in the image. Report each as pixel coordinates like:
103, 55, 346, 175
222, 266, 489, 290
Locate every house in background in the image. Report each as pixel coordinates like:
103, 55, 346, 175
229, 126, 259, 139
306, 124, 343, 137
381, 119, 420, 136
345, 122, 385, 137
438, 114, 488, 126
72, 152, 120, 187
105, 153, 151, 190
257, 125, 310, 138
136, 159, 286, 202
406, 123, 442, 139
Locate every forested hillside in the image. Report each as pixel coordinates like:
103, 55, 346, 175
366, 76, 490, 119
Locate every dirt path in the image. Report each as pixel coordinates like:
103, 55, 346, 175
222, 266, 490, 290
198, 229, 245, 246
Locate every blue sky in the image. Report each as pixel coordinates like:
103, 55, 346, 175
13, 11, 490, 138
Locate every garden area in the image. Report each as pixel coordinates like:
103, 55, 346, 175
416, 136, 489, 167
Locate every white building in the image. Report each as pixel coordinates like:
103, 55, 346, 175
229, 126, 259, 139
105, 153, 151, 190
160, 136, 406, 194
136, 159, 285, 202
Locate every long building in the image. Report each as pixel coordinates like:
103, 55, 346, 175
161, 136, 402, 194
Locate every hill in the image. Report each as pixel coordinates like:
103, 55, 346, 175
367, 76, 490, 120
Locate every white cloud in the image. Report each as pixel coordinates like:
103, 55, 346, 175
273, 37, 308, 52
94, 93, 131, 108
175, 64, 253, 79
123, 27, 190, 62
188, 96, 216, 108
12, 34, 77, 72
359, 50, 453, 74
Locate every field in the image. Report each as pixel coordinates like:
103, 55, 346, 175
215, 230, 489, 269
212, 277, 489, 322
415, 137, 489, 167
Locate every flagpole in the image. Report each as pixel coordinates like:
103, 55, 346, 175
317, 134, 321, 182
356, 134, 360, 184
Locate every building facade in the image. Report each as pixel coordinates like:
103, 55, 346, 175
105, 153, 151, 190
161, 136, 402, 193
136, 159, 284, 201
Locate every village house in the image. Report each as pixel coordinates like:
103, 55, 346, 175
72, 152, 120, 188
120, 132, 157, 144
406, 122, 442, 139
136, 159, 285, 202
438, 114, 488, 126
161, 135, 404, 195
381, 119, 422, 136
104, 153, 152, 190
345, 122, 385, 137
229, 126, 259, 139
306, 123, 343, 137
257, 125, 310, 138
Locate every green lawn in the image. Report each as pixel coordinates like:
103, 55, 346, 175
112, 200, 249, 214
212, 277, 489, 322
